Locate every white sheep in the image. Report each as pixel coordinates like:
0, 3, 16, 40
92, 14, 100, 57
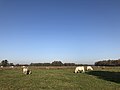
1, 66, 3, 68
87, 66, 93, 71
46, 67, 49, 69
75, 66, 85, 73
10, 66, 14, 68
22, 67, 32, 75
22, 66, 26, 68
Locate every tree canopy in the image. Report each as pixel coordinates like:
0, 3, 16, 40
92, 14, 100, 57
95, 59, 120, 66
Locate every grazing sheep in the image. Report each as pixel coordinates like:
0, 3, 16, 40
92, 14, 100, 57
75, 66, 85, 73
46, 67, 49, 69
102, 66, 105, 69
1, 66, 3, 68
22, 67, 32, 75
87, 66, 93, 71
22, 66, 26, 68
10, 66, 14, 68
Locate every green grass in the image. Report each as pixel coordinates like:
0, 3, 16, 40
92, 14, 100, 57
0, 66, 120, 90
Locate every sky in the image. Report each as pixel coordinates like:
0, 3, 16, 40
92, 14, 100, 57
0, 0, 120, 64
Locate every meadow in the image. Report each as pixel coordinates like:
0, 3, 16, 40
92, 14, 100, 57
0, 66, 120, 90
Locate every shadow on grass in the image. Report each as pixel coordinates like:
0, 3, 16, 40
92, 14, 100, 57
86, 71, 120, 83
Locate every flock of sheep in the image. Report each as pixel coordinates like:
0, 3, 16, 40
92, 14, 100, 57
22, 66, 93, 75
74, 66, 93, 73
1, 65, 93, 75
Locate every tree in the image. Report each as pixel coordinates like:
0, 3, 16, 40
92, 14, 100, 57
51, 61, 63, 66
9, 63, 14, 66
95, 59, 120, 66
1, 60, 9, 66
64, 63, 75, 66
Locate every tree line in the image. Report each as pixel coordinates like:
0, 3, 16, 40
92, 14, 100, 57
30, 61, 76, 66
0, 60, 86, 66
2, 59, 120, 67
0, 60, 14, 67
95, 59, 120, 66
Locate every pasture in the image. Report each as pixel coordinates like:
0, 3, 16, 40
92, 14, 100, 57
0, 66, 120, 90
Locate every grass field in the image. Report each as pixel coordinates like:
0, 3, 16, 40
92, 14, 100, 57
0, 66, 120, 90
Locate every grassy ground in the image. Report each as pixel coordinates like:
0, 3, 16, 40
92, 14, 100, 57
0, 66, 120, 90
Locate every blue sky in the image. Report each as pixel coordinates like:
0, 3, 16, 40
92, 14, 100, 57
0, 0, 120, 64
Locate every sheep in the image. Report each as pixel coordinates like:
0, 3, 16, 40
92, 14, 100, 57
1, 66, 3, 68
74, 66, 85, 73
46, 67, 49, 69
22, 67, 32, 75
87, 66, 93, 71
22, 66, 26, 68
10, 66, 14, 68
